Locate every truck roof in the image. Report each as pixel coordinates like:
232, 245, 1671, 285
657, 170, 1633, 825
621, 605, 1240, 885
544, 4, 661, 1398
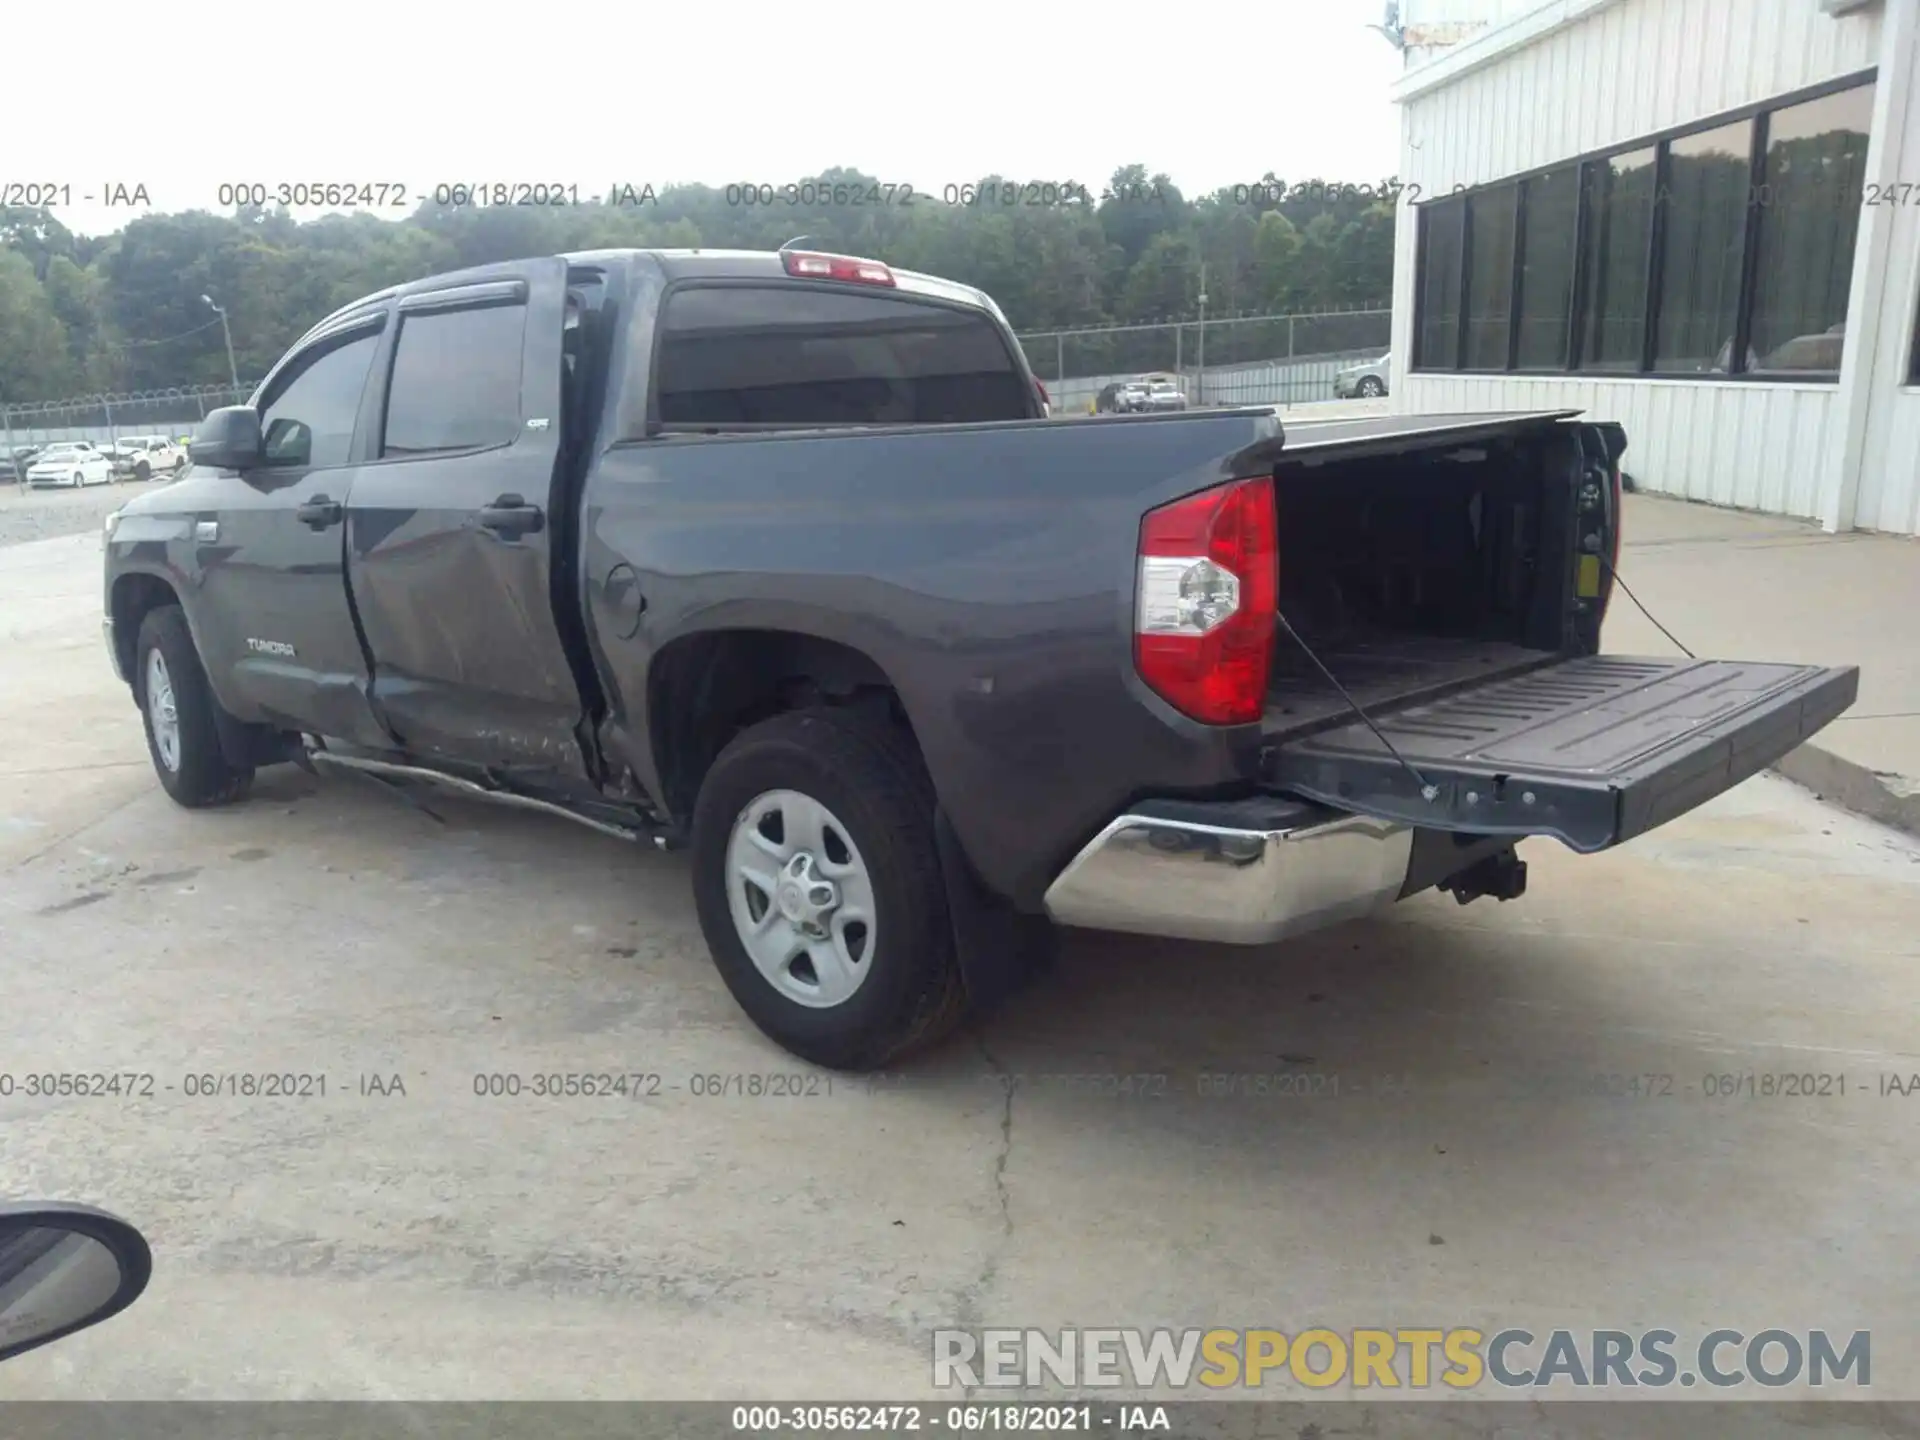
289, 248, 1009, 358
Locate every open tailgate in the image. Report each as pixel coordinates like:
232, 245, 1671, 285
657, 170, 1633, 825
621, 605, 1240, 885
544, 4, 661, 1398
1262, 655, 1858, 853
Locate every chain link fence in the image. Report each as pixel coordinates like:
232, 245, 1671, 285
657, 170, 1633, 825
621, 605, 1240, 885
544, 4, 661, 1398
2, 383, 257, 454
1017, 305, 1391, 414
4, 302, 1392, 458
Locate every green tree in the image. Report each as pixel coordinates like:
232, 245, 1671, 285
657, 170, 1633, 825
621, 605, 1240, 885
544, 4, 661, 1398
0, 249, 76, 399
0, 163, 1401, 402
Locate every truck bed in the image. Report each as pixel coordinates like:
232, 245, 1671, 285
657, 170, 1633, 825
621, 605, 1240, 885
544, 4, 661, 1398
1264, 631, 1556, 741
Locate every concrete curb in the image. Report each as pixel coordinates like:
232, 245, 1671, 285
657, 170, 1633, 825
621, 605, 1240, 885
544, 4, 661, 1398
1771, 743, 1920, 839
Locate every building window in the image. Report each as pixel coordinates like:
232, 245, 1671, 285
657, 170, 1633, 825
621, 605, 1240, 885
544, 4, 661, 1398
1576, 147, 1657, 371
1515, 167, 1578, 368
1749, 84, 1875, 376
1464, 186, 1518, 369
1409, 73, 1875, 383
1416, 198, 1465, 369
1912, 296, 1920, 385
1654, 121, 1754, 372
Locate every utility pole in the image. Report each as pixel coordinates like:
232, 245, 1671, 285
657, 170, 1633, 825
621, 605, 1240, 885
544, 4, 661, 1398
1195, 263, 1208, 407
202, 294, 239, 389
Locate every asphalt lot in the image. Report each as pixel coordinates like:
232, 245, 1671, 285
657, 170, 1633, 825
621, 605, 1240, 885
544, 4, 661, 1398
3, 505, 1920, 1410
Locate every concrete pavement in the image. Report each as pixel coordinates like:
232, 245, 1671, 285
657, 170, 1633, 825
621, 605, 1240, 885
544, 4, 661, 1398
3, 524, 1920, 1411
1606, 493, 1920, 835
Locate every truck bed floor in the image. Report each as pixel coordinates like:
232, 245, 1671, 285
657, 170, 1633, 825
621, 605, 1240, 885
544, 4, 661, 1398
1263, 630, 1555, 740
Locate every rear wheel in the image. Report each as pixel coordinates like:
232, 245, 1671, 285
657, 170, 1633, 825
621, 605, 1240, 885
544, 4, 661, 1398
690, 707, 966, 1070
134, 606, 253, 807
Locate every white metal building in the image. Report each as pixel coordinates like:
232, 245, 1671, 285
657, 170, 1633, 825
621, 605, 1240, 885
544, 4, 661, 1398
1386, 0, 1920, 536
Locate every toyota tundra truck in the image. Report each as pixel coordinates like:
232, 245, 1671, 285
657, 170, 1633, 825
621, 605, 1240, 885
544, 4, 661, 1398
101, 245, 1858, 1068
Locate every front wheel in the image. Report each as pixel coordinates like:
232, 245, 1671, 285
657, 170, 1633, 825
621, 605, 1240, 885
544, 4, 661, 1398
690, 707, 966, 1070
72, 471, 85, 488
134, 460, 151, 482
1357, 375, 1386, 398
134, 606, 253, 807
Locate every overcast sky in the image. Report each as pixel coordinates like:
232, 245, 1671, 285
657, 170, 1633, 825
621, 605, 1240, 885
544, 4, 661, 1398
19, 0, 1405, 239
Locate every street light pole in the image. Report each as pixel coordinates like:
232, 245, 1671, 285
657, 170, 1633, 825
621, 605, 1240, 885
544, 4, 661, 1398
202, 294, 239, 391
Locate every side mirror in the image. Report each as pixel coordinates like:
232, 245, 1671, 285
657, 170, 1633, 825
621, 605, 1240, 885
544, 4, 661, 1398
0, 1203, 152, 1363
189, 406, 264, 470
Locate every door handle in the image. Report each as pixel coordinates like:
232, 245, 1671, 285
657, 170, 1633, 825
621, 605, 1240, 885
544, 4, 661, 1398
296, 496, 343, 530
479, 494, 545, 538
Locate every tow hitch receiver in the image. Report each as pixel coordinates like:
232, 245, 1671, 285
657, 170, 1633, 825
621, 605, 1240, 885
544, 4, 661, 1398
1446, 848, 1528, 906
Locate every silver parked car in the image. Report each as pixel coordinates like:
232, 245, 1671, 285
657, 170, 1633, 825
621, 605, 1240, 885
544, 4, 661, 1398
1333, 353, 1390, 399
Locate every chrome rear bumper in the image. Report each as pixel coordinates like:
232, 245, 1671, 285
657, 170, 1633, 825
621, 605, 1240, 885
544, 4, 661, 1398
1042, 798, 1414, 945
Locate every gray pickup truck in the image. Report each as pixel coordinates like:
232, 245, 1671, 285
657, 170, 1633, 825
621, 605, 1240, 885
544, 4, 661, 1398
102, 246, 1858, 1068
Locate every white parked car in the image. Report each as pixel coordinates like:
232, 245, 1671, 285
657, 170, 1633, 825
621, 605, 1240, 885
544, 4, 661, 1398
26, 443, 115, 489
116, 435, 186, 480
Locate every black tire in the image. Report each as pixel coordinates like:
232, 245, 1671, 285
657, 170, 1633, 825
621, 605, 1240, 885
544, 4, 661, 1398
690, 707, 966, 1071
1357, 375, 1386, 398
134, 605, 254, 808
135, 460, 151, 482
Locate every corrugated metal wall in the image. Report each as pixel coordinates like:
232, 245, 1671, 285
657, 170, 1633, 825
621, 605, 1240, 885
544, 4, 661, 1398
1853, 8, 1920, 537
1390, 375, 1839, 516
1389, 0, 1916, 532
1400, 0, 1880, 187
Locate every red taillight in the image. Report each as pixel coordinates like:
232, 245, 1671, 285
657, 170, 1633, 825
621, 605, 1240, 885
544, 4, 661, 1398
1134, 475, 1278, 725
780, 250, 896, 286
1034, 378, 1051, 416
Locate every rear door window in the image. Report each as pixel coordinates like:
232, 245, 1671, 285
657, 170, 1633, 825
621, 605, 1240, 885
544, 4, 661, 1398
382, 304, 527, 456
655, 286, 1031, 426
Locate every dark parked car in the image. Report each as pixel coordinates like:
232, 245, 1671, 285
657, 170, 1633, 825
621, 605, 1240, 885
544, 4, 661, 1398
102, 248, 1858, 1069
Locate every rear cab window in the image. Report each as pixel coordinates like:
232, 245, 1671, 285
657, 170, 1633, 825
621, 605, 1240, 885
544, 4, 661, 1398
653, 285, 1034, 429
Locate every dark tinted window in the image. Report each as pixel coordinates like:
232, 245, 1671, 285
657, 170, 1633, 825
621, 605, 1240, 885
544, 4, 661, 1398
1654, 120, 1753, 372
1415, 199, 1464, 368
1464, 186, 1517, 370
1912, 295, 1920, 385
1515, 167, 1578, 368
1576, 147, 1656, 369
655, 286, 1031, 426
259, 329, 381, 469
1750, 85, 1874, 375
382, 304, 526, 456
